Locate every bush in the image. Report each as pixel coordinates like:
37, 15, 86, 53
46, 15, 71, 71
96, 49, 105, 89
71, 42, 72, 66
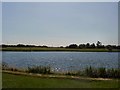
2, 62, 9, 70
98, 67, 106, 78
27, 66, 51, 74
2, 62, 120, 78
106, 68, 120, 78
85, 66, 120, 78
85, 66, 98, 78
65, 72, 77, 76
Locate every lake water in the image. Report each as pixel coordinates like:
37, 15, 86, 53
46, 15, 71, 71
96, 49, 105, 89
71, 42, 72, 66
2, 51, 119, 72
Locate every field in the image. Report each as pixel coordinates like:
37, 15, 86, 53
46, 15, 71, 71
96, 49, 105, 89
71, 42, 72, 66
2, 72, 119, 88
1, 47, 119, 52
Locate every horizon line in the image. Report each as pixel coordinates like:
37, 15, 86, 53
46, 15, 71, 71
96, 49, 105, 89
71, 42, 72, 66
1, 43, 119, 47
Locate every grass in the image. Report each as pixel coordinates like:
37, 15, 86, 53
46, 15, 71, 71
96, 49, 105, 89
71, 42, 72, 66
1, 47, 120, 52
2, 72, 119, 88
27, 66, 51, 74
2, 62, 120, 79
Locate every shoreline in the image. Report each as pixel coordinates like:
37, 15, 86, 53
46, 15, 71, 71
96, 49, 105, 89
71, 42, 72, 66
2, 70, 113, 81
1, 47, 120, 52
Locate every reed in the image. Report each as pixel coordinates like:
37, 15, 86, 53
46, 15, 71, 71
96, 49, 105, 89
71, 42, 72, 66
84, 66, 120, 78
2, 62, 120, 78
27, 66, 51, 74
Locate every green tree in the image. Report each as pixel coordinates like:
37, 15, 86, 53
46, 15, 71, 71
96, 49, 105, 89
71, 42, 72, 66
96, 41, 102, 48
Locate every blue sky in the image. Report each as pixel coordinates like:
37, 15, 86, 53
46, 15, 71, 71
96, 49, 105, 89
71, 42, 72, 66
2, 2, 118, 46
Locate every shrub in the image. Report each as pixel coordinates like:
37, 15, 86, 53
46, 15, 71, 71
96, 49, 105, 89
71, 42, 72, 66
85, 66, 98, 78
98, 67, 106, 78
65, 72, 77, 76
85, 66, 120, 78
106, 68, 120, 78
2, 62, 9, 70
27, 66, 51, 74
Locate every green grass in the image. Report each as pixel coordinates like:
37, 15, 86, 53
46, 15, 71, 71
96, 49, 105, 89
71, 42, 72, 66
1, 47, 119, 52
2, 72, 119, 88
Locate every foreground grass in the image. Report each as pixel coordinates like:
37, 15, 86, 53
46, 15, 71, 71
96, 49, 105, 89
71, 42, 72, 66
1, 47, 120, 52
2, 72, 119, 88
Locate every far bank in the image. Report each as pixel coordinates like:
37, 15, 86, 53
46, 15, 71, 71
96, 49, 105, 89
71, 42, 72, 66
1, 47, 120, 52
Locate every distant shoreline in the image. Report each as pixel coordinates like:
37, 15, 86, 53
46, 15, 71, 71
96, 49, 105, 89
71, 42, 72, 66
1, 47, 120, 52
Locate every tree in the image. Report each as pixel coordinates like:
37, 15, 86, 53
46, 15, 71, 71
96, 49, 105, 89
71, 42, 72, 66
79, 44, 85, 48
86, 43, 90, 48
68, 44, 78, 48
96, 41, 102, 48
17, 44, 25, 47
106, 45, 112, 51
60, 46, 64, 48
91, 43, 96, 48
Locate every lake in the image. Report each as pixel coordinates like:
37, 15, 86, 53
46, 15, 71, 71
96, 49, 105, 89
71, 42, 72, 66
2, 51, 119, 72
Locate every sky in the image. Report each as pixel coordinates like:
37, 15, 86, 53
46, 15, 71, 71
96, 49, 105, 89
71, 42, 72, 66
0, 2, 2, 45
2, 2, 118, 46
1, 0, 120, 2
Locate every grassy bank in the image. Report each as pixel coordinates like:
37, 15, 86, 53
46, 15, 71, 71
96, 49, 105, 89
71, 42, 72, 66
1, 47, 120, 52
2, 63, 120, 79
2, 72, 119, 88
2, 64, 120, 88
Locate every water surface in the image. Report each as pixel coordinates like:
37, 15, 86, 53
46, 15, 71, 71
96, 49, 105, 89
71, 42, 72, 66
2, 51, 118, 72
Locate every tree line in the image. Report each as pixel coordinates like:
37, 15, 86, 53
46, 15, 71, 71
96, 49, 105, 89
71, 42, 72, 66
1, 44, 48, 48
66, 41, 120, 49
1, 41, 120, 50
